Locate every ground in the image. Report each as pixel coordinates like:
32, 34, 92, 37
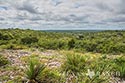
0, 49, 125, 83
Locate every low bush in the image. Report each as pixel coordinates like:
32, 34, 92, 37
21, 36, 38, 45
25, 59, 45, 83
61, 53, 86, 76
112, 56, 125, 80
38, 69, 61, 83
0, 55, 9, 66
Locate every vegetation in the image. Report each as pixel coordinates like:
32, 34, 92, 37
61, 53, 86, 75
25, 59, 45, 83
0, 29, 125, 54
0, 28, 125, 83
112, 56, 125, 80
0, 55, 9, 67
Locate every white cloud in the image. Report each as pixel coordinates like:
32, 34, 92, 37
0, 0, 125, 30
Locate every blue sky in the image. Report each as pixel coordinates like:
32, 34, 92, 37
0, 0, 125, 30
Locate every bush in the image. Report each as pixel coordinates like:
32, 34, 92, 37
25, 59, 45, 83
0, 33, 13, 40
68, 39, 75, 49
0, 44, 27, 50
38, 69, 61, 83
21, 37, 38, 45
112, 56, 125, 80
0, 55, 9, 66
61, 53, 86, 76
38, 39, 67, 50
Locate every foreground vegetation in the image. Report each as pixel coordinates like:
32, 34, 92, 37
0, 29, 125, 83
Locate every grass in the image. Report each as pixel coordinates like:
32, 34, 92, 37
112, 56, 125, 80
0, 29, 125, 82
0, 50, 125, 83
25, 59, 45, 83
0, 55, 9, 67
61, 53, 86, 76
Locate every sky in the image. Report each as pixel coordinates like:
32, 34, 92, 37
0, 0, 125, 30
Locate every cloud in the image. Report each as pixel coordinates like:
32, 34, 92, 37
51, 0, 62, 6
0, 6, 8, 10
13, 0, 40, 14
117, 0, 125, 14
106, 15, 125, 23
0, 0, 125, 30
0, 16, 5, 20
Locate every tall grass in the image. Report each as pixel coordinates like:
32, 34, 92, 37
112, 56, 125, 80
61, 53, 87, 83
25, 59, 45, 83
61, 53, 86, 75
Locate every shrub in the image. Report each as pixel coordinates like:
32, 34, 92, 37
0, 33, 13, 40
68, 39, 75, 49
0, 44, 27, 50
21, 37, 38, 45
38, 39, 67, 50
112, 56, 125, 80
25, 59, 45, 83
61, 53, 86, 76
82, 55, 112, 83
0, 55, 9, 66
61, 53, 87, 83
38, 69, 61, 83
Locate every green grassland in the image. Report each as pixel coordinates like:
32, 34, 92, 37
0, 28, 125, 83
